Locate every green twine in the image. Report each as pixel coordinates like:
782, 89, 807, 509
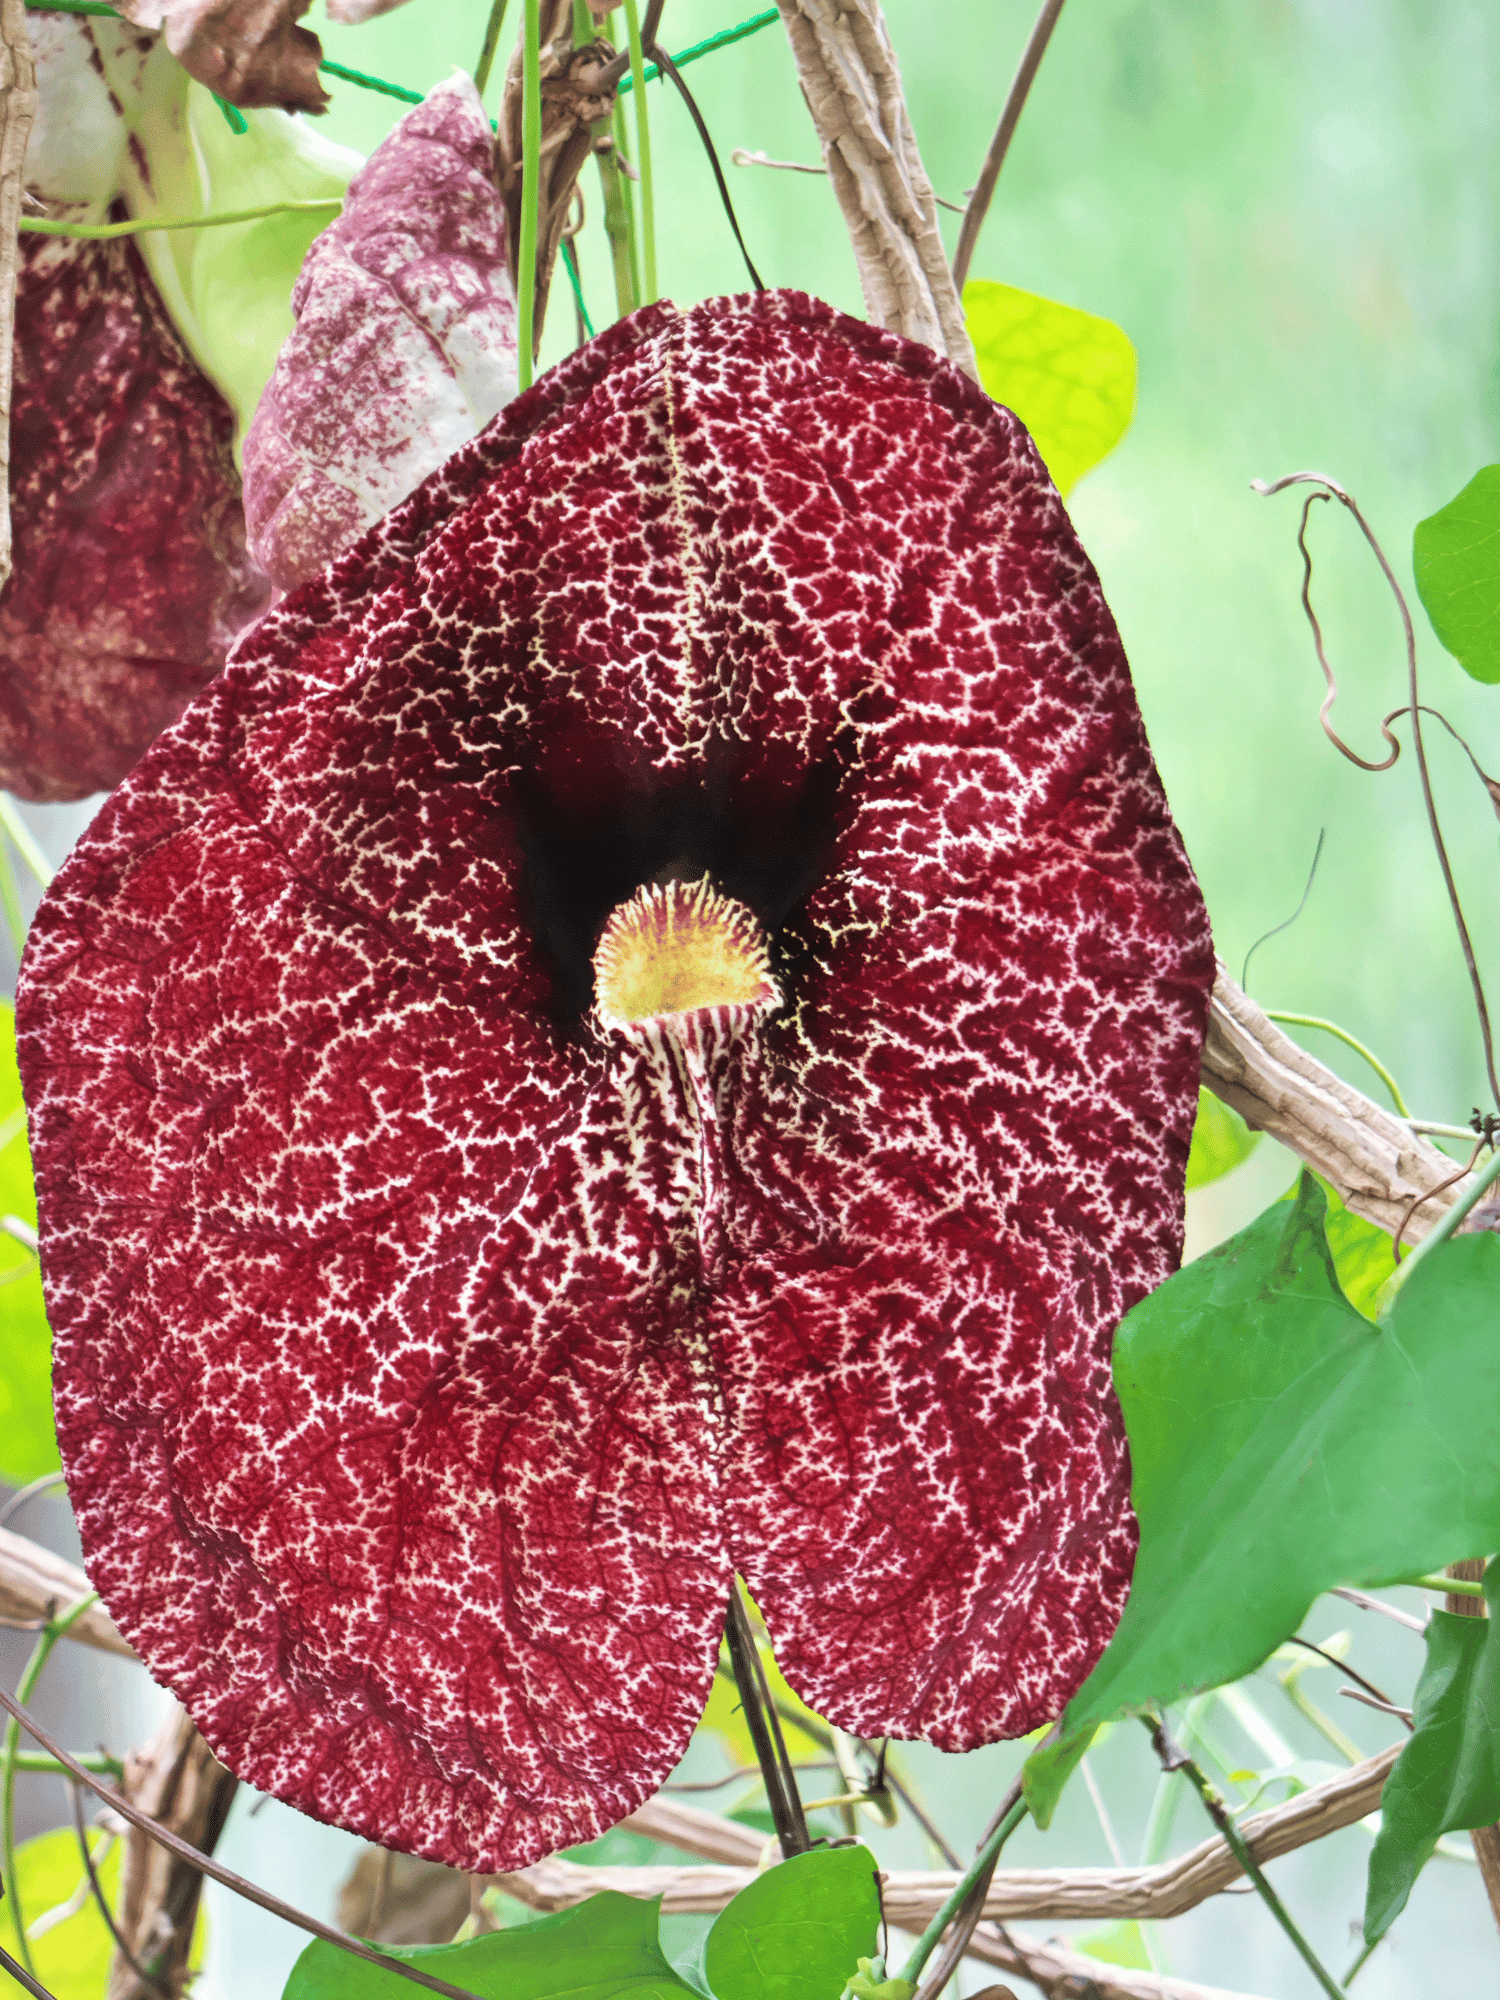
559, 238, 595, 338
617, 7, 778, 93
316, 56, 423, 107
22, 1, 782, 117
211, 90, 248, 133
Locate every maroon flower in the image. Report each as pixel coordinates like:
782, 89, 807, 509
0, 232, 270, 801
18, 292, 1213, 1869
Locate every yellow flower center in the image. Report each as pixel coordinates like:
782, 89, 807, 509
593, 877, 780, 1028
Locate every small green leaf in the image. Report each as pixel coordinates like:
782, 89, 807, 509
1185, 1087, 1260, 1190
1311, 1176, 1395, 1320
963, 281, 1136, 497
282, 1892, 698, 2000
1364, 1564, 1500, 1942
0, 998, 59, 1487
1025, 1175, 1500, 1825
1413, 465, 1500, 684
702, 1847, 880, 2000
0, 1825, 123, 1996
1076, 1921, 1153, 1971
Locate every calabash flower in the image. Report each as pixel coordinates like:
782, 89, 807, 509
18, 291, 1214, 1869
243, 75, 518, 594
0, 226, 269, 801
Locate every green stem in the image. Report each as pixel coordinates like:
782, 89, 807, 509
1381, 1144, 1500, 1311
0, 838, 24, 960
1264, 1011, 1409, 1118
516, 0, 541, 389
1143, 1716, 1344, 2000
894, 1794, 1028, 1987
1342, 1936, 1379, 1985
0, 799, 51, 890
1392, 1572, 1484, 1597
595, 118, 638, 318
11, 1750, 123, 1778
611, 91, 642, 309
622, 0, 656, 302
1278, 1671, 1365, 1766
473, 0, 511, 99
2, 1593, 99, 1975
21, 199, 341, 240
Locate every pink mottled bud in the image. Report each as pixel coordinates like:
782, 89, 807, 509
242, 75, 518, 593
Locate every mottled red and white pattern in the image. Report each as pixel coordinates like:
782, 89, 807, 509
19, 292, 1213, 1869
243, 75, 517, 593
0, 233, 270, 800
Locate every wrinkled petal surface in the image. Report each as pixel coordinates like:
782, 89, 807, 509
243, 75, 517, 593
19, 293, 1213, 1868
117, 0, 328, 112
0, 235, 270, 800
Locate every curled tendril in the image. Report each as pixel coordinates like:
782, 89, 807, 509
1254, 469, 1500, 1113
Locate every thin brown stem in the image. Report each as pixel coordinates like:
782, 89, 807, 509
1256, 470, 1500, 1112
0, 1686, 486, 2000
68, 1782, 171, 2000
951, 0, 1066, 292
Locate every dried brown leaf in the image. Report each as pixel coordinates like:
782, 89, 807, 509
115, 0, 329, 113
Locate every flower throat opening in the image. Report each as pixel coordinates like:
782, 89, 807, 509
511, 762, 843, 1022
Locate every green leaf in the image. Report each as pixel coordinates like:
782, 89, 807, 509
1185, 1087, 1260, 1190
963, 281, 1137, 497
1364, 1564, 1500, 1942
1024, 1174, 1500, 1826
0, 1824, 123, 1996
0, 999, 59, 1487
1076, 1921, 1153, 1971
281, 1892, 699, 2000
1308, 1175, 1395, 1321
701, 1846, 880, 2000
95, 41, 362, 454
1413, 465, 1500, 684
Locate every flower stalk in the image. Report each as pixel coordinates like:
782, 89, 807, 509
723, 1586, 811, 1858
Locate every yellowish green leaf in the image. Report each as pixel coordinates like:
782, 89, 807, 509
1185, 1087, 1260, 1191
0, 998, 58, 1486
0, 1825, 123, 1997
963, 280, 1137, 496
